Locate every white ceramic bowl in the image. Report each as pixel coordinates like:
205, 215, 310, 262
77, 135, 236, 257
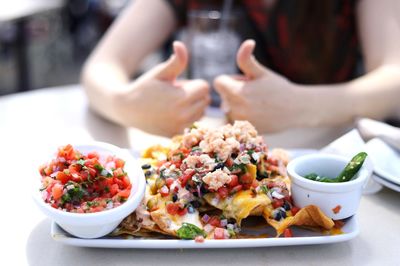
287, 153, 370, 220
32, 142, 146, 238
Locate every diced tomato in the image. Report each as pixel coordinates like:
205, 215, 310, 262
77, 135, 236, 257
208, 216, 221, 227
51, 183, 64, 200
179, 169, 195, 187
115, 158, 125, 168
40, 145, 133, 214
58, 144, 75, 160
68, 164, 81, 174
284, 195, 293, 204
87, 167, 97, 178
56, 171, 70, 184
228, 175, 238, 188
251, 179, 259, 188
283, 228, 293, 238
87, 151, 99, 159
165, 178, 175, 188
44, 166, 53, 176
291, 206, 300, 216
80, 170, 90, 181
230, 185, 243, 194
195, 235, 205, 243
84, 158, 97, 167
239, 172, 254, 184
332, 205, 342, 214
122, 175, 131, 187
177, 207, 188, 216
242, 183, 251, 190
166, 202, 179, 215
226, 158, 234, 167
217, 186, 229, 199
113, 168, 124, 178
272, 199, 284, 209
110, 183, 119, 196
117, 189, 130, 199
267, 157, 279, 166
214, 228, 225, 239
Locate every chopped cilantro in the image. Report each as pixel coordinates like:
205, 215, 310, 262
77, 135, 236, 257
260, 185, 269, 194
191, 146, 202, 152
227, 228, 236, 237
94, 164, 104, 171
177, 223, 206, 240
76, 159, 85, 166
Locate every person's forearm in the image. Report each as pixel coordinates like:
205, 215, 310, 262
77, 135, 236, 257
81, 61, 130, 126
296, 64, 400, 127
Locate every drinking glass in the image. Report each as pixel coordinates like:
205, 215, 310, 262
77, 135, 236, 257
186, 10, 241, 107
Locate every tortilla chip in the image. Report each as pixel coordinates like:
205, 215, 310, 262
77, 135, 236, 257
150, 207, 203, 237
264, 205, 334, 236
141, 145, 169, 161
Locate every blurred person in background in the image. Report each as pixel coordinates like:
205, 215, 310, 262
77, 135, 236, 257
81, 0, 400, 136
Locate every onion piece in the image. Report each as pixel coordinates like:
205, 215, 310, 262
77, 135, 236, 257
202, 214, 210, 223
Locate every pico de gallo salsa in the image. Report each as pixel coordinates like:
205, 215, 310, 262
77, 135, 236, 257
39, 144, 132, 213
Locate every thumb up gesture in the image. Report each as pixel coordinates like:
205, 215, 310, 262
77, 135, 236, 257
118, 41, 210, 136
214, 40, 304, 133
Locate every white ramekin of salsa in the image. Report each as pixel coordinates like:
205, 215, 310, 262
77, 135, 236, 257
287, 153, 370, 220
33, 142, 145, 238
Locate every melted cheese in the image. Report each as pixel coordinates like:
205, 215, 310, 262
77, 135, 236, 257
168, 211, 203, 231
204, 190, 271, 224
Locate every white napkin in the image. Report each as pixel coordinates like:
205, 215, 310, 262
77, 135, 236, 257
320, 129, 381, 194
357, 118, 400, 151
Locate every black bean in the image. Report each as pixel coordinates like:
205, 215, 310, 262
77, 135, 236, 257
190, 200, 201, 208
141, 164, 151, 170
280, 209, 287, 219
231, 153, 238, 159
214, 163, 225, 170
256, 172, 268, 180
274, 211, 282, 221
228, 218, 236, 224
172, 194, 178, 202
200, 184, 208, 194
283, 201, 291, 211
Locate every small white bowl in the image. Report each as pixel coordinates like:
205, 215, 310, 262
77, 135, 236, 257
33, 142, 146, 238
287, 153, 370, 220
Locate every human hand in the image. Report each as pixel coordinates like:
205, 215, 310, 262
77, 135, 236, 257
115, 41, 210, 136
214, 40, 311, 133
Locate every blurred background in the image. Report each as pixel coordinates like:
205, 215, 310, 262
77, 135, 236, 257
0, 0, 164, 96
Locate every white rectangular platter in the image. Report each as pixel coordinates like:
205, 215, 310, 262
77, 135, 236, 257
51, 216, 359, 249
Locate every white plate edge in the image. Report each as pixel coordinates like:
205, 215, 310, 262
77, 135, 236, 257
50, 216, 359, 249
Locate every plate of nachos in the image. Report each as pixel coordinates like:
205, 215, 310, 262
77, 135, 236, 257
50, 121, 359, 248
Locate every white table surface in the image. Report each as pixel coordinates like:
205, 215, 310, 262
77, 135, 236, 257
0, 0, 64, 22
1, 85, 399, 266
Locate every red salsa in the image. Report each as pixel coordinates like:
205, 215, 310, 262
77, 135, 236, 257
39, 144, 132, 213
